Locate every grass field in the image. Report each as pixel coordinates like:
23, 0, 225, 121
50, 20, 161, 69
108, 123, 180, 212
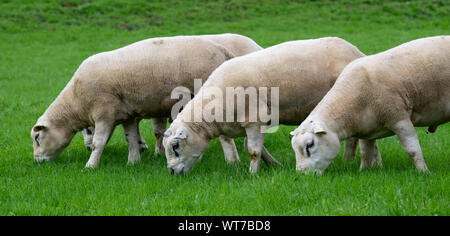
0, 0, 449, 215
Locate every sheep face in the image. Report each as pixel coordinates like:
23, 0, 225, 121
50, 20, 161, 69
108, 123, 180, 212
163, 122, 209, 175
31, 121, 73, 163
290, 122, 340, 174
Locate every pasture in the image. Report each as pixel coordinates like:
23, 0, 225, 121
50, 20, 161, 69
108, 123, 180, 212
0, 0, 449, 215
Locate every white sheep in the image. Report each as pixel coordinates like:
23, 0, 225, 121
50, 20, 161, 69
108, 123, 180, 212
31, 35, 255, 168
80, 33, 263, 161
291, 36, 450, 174
162, 37, 367, 174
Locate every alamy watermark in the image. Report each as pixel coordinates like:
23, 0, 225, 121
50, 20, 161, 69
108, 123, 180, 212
170, 79, 280, 133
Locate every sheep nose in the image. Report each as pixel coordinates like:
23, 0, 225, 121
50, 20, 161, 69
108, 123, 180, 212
34, 155, 44, 163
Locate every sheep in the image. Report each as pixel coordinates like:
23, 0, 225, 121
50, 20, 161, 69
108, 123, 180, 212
31, 35, 253, 168
162, 37, 367, 174
290, 36, 450, 174
80, 33, 263, 160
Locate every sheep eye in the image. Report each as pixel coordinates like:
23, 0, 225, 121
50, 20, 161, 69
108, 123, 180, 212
86, 128, 93, 135
306, 140, 314, 149
35, 134, 40, 146
305, 140, 314, 157
172, 142, 180, 157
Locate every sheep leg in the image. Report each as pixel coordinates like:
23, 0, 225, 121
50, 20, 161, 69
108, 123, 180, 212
374, 141, 382, 165
135, 118, 148, 152
85, 121, 115, 168
343, 138, 358, 161
390, 119, 429, 172
261, 146, 281, 167
219, 135, 240, 163
244, 137, 281, 167
359, 139, 383, 170
244, 137, 248, 151
82, 127, 95, 150
245, 125, 265, 173
123, 119, 142, 165
152, 118, 167, 156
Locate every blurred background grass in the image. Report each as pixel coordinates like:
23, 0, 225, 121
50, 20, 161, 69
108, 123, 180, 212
1, 0, 448, 33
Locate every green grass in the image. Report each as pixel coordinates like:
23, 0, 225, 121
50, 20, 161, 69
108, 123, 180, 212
0, 0, 449, 215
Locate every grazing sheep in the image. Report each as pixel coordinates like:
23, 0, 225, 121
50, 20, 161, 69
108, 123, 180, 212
31, 36, 245, 168
81, 33, 263, 159
163, 37, 366, 174
291, 36, 450, 174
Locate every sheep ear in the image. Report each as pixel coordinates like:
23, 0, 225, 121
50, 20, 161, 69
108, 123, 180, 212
33, 125, 47, 132
313, 124, 327, 135
174, 128, 188, 140
163, 130, 172, 138
290, 129, 299, 136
